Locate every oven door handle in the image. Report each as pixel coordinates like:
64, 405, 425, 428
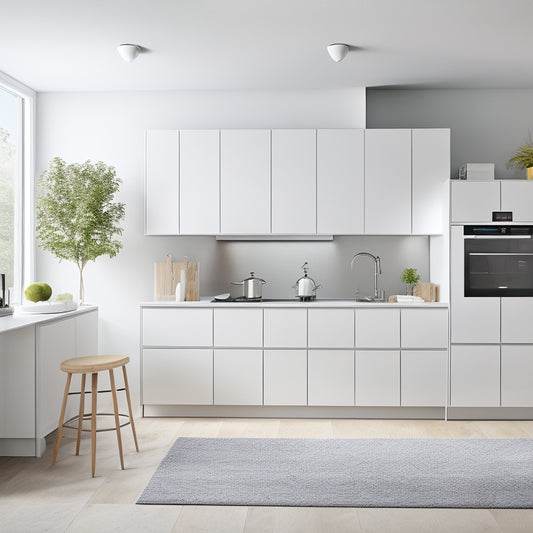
465, 235, 532, 239
468, 252, 533, 256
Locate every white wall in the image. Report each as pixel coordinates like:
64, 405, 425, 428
36, 88, 429, 407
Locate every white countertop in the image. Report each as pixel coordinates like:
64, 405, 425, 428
141, 298, 448, 308
0, 305, 98, 334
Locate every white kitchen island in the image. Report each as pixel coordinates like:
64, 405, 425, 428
0, 306, 98, 456
141, 300, 449, 420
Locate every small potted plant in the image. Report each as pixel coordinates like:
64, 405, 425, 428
401, 267, 421, 296
508, 134, 533, 179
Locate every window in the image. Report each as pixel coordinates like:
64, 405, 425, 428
0, 72, 35, 304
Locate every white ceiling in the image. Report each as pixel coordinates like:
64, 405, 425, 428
2, 0, 533, 92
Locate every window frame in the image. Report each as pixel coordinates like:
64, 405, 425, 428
0, 70, 35, 304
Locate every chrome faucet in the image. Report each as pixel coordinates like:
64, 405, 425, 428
350, 252, 383, 301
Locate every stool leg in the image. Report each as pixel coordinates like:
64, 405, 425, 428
91, 372, 98, 477
122, 365, 139, 452
109, 368, 125, 470
51, 372, 72, 467
76, 373, 86, 456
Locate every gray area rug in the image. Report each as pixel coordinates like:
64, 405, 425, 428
137, 437, 533, 508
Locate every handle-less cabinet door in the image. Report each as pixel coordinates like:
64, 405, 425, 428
214, 349, 263, 405
264, 308, 307, 348
308, 350, 354, 406
145, 130, 179, 235
401, 308, 448, 349
142, 349, 213, 405
450, 345, 500, 407
179, 130, 220, 234
264, 350, 307, 405
355, 309, 400, 348
500, 180, 533, 222
365, 129, 411, 234
308, 309, 355, 348
401, 350, 447, 406
355, 350, 400, 406
220, 129, 271, 234
412, 129, 450, 234
501, 298, 533, 343
501, 345, 533, 406
214, 308, 263, 347
317, 129, 364, 234
450, 181, 500, 223
272, 129, 316, 234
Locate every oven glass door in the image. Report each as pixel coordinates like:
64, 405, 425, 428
465, 230, 533, 296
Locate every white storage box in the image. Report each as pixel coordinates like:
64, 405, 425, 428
459, 163, 495, 181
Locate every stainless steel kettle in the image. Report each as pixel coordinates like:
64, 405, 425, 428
231, 272, 267, 300
294, 262, 320, 301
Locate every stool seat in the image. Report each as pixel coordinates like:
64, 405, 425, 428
60, 355, 130, 374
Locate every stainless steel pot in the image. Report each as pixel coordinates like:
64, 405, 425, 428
231, 272, 267, 300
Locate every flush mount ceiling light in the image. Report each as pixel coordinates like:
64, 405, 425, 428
117, 43, 141, 63
327, 43, 349, 63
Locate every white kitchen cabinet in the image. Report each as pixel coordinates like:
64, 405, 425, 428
365, 129, 412, 234
355, 308, 400, 348
142, 308, 212, 347
412, 129, 450, 234
264, 308, 307, 348
264, 350, 307, 405
142, 349, 213, 405
401, 350, 447, 406
145, 130, 179, 235
501, 298, 533, 343
307, 308, 354, 348
450, 180, 500, 223
220, 129, 271, 234
214, 308, 263, 347
271, 129, 316, 234
214, 349, 263, 405
401, 308, 448, 349
179, 130, 220, 234
308, 350, 354, 406
500, 180, 533, 222
501, 345, 533, 406
450, 225, 500, 343
0, 326, 35, 440
75, 311, 99, 356
450, 345, 500, 407
316, 129, 364, 234
355, 350, 400, 406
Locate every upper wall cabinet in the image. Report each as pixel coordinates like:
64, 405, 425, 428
500, 180, 533, 222
145, 130, 179, 235
180, 130, 220, 234
317, 129, 365, 235
365, 129, 412, 234
220, 129, 271, 234
272, 129, 316, 234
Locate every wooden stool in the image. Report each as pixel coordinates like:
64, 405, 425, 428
51, 355, 139, 477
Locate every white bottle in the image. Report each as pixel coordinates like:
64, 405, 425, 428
180, 269, 187, 301
175, 282, 183, 301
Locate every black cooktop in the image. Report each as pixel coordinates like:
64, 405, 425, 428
210, 297, 298, 303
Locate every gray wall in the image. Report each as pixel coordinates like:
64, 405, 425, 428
367, 88, 533, 180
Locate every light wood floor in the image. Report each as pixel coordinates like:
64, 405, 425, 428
2, 417, 533, 532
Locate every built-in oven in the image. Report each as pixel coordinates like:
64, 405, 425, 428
464, 225, 533, 297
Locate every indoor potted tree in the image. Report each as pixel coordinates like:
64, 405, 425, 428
508, 135, 533, 179
401, 267, 421, 296
35, 157, 125, 304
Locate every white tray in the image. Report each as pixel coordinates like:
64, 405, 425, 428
19, 300, 78, 314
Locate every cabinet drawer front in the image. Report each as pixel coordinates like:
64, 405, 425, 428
214, 308, 263, 347
142, 308, 213, 346
264, 350, 307, 406
401, 350, 447, 407
356, 309, 400, 348
142, 349, 213, 405
308, 309, 354, 348
214, 349, 263, 405
264, 308, 307, 348
355, 350, 400, 406
401, 308, 448, 349
450, 181, 500, 223
501, 345, 533, 407
308, 350, 354, 406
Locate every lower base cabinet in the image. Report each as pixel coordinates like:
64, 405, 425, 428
501, 345, 533, 407
214, 350, 263, 405
264, 350, 307, 406
450, 345, 500, 407
356, 351, 400, 406
308, 350, 354, 406
401, 350, 447, 406
143, 349, 213, 405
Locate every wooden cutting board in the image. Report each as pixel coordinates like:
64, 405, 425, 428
413, 282, 440, 302
154, 254, 199, 301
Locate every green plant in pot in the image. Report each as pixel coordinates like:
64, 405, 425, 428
35, 157, 125, 304
401, 267, 421, 296
508, 135, 533, 179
